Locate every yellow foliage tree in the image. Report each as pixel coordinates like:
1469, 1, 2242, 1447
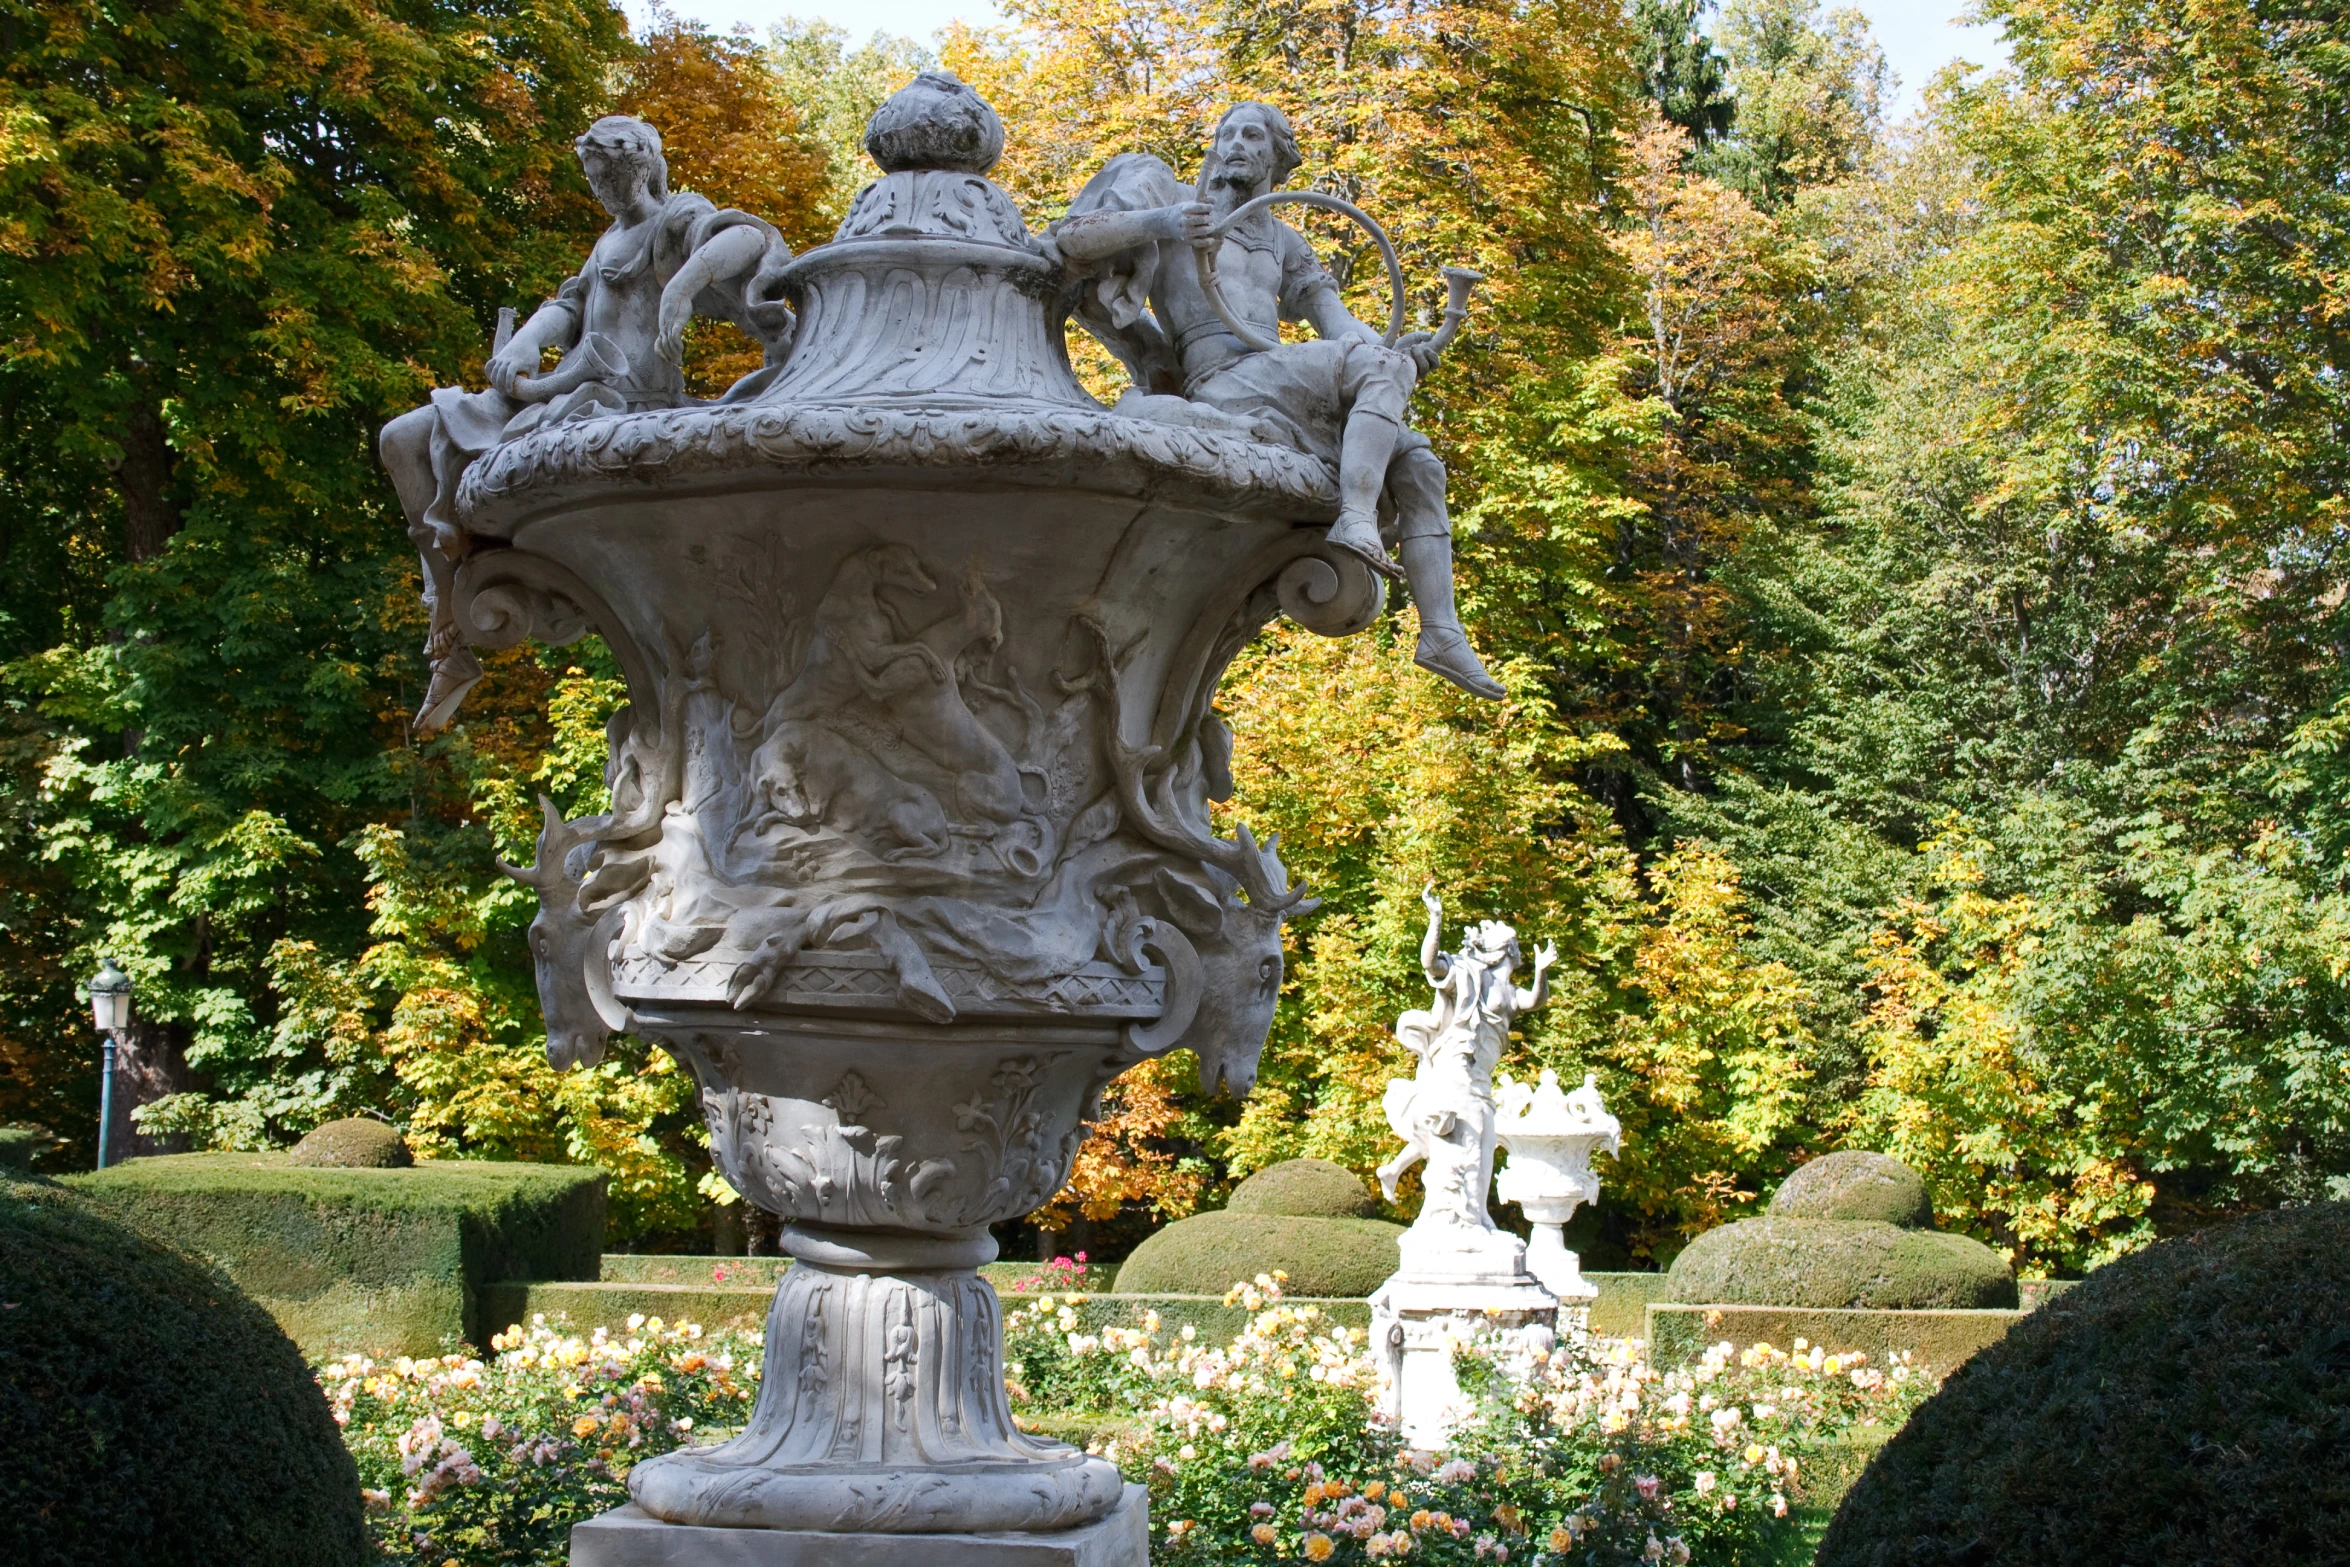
1600, 846, 1811, 1252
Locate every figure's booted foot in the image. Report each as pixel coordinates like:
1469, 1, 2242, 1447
1415, 625, 1505, 700
414, 645, 483, 734
1327, 510, 1405, 580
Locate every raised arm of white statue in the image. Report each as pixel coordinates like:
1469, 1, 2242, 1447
1420, 882, 1450, 984
1515, 938, 1558, 1014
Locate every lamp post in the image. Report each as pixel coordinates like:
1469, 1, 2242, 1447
87, 958, 133, 1170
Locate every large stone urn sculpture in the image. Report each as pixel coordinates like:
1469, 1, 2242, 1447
405, 74, 1408, 1563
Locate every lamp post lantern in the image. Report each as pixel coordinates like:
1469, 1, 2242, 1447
87, 958, 132, 1170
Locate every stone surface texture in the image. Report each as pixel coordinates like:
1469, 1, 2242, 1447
571, 1485, 1148, 1567
1368, 887, 1562, 1447
371, 70, 1491, 1556
1492, 1070, 1619, 1303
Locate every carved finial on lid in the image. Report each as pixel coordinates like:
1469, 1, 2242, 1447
864, 71, 1005, 175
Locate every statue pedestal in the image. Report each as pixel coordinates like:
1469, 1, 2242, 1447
570, 1486, 1148, 1567
1370, 1238, 1557, 1450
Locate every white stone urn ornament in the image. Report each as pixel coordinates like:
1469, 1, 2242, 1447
1494, 1069, 1620, 1306
379, 71, 1497, 1567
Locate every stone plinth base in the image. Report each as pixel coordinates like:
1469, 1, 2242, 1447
570, 1486, 1148, 1567
1372, 1272, 1558, 1450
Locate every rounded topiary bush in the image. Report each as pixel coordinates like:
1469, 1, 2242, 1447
1771, 1151, 1933, 1228
1665, 1217, 2017, 1309
1113, 1211, 1404, 1297
1818, 1202, 2350, 1566
0, 1175, 368, 1565
1224, 1157, 1381, 1219
289, 1115, 412, 1168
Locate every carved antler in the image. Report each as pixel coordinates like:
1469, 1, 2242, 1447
1076, 616, 1314, 916
495, 795, 598, 900
1108, 738, 1316, 916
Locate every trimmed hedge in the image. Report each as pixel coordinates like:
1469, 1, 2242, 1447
1113, 1210, 1404, 1297
67, 1152, 605, 1354
1647, 1303, 2022, 1378
1665, 1218, 2017, 1310
1225, 1157, 1383, 1219
0, 1175, 368, 1566
1771, 1151, 1933, 1227
1818, 1202, 2350, 1567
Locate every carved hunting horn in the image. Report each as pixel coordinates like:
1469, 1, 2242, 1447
1189, 174, 1481, 357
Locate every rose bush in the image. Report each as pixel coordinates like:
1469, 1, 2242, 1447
321, 1316, 760, 1565
315, 1274, 1933, 1565
1002, 1275, 1934, 1564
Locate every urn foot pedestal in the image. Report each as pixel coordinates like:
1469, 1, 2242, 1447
625, 1251, 1125, 1535
569, 1486, 1149, 1567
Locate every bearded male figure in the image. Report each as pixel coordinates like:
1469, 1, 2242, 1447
380, 115, 794, 731
1052, 102, 1503, 700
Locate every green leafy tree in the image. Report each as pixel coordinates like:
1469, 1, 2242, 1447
1706, 0, 1888, 209
0, 0, 626, 1159
1633, 0, 1736, 145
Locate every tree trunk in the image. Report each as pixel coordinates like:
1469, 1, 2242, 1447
110, 402, 182, 563
108, 1018, 193, 1160
101, 399, 190, 1158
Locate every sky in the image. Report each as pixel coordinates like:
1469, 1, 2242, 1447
624, 0, 2009, 120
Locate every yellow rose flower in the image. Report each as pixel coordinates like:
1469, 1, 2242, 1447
1302, 1533, 1336, 1562
1253, 1523, 1279, 1545
573, 1415, 600, 1438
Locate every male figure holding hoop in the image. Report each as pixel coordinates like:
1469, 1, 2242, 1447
1052, 103, 1504, 701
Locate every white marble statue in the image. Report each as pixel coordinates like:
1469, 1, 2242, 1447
1050, 102, 1504, 700
384, 70, 1521, 1563
1377, 882, 1557, 1269
1369, 884, 1562, 1450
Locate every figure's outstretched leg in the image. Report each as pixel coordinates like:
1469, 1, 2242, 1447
1327, 347, 1413, 576
1391, 445, 1503, 700
1377, 1139, 1423, 1204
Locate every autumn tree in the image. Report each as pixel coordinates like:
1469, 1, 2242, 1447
0, 0, 626, 1158
620, 16, 834, 393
